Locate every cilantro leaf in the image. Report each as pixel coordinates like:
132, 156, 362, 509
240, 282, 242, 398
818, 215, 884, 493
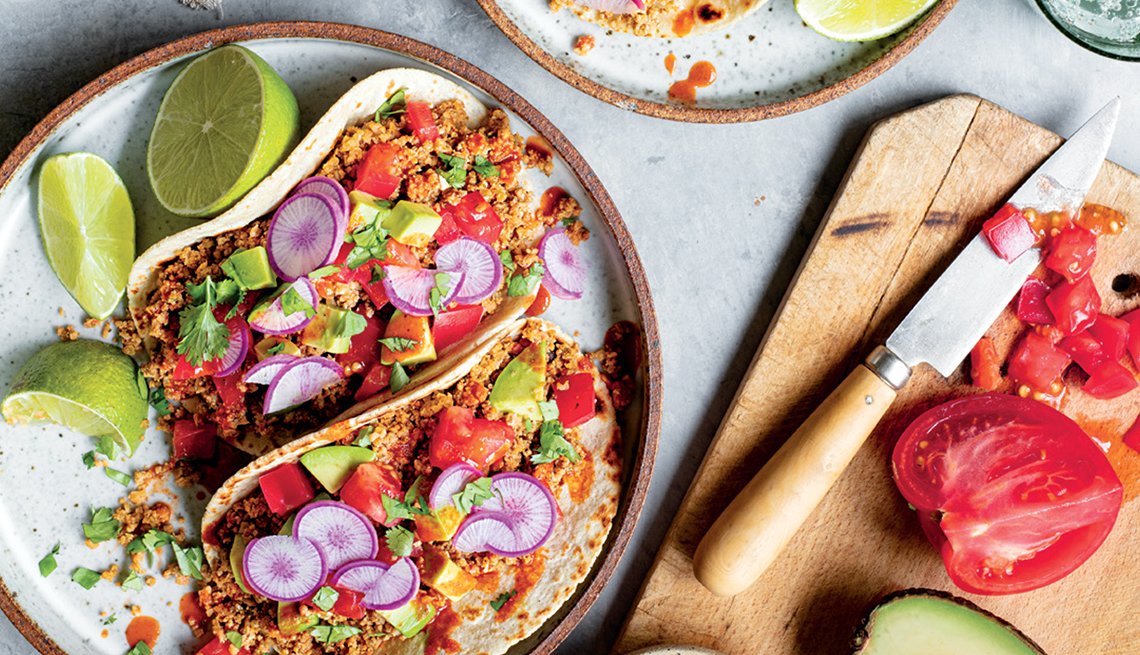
101, 613, 117, 626
311, 586, 339, 612
507, 263, 545, 297
82, 507, 120, 544
225, 631, 243, 648
265, 342, 287, 357
38, 543, 60, 578
374, 88, 407, 121
490, 590, 517, 611
499, 250, 516, 274
332, 309, 368, 341
149, 386, 170, 417
71, 567, 101, 590
177, 276, 232, 366
430, 272, 455, 314
172, 543, 204, 580
281, 287, 317, 319
96, 435, 121, 460
104, 467, 132, 487
531, 419, 581, 465
452, 477, 493, 514
390, 362, 410, 393
473, 155, 500, 178
121, 570, 143, 591
561, 216, 577, 228
127, 641, 151, 655
385, 525, 415, 557
378, 337, 418, 352
438, 153, 467, 189
81, 451, 96, 469
309, 624, 362, 644
380, 493, 412, 523
353, 426, 374, 448
371, 264, 385, 284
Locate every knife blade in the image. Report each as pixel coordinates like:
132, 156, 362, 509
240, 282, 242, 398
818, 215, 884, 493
692, 99, 1121, 598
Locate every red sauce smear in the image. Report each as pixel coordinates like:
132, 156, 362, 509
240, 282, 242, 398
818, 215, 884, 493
125, 616, 160, 649
179, 592, 207, 632
525, 286, 551, 317
424, 603, 462, 655
565, 450, 596, 504
474, 570, 502, 594
668, 61, 717, 105
496, 551, 547, 621
524, 135, 552, 162
672, 9, 695, 36
539, 186, 570, 219
664, 53, 677, 75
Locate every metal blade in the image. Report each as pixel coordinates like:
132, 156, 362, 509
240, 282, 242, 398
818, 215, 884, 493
886, 98, 1120, 378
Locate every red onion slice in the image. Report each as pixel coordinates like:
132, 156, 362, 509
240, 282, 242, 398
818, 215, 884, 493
573, 0, 644, 13
434, 238, 503, 305
538, 228, 586, 300
452, 473, 557, 557
293, 500, 379, 571
263, 356, 345, 415
292, 176, 349, 239
381, 266, 464, 317
242, 354, 296, 385
248, 278, 318, 336
330, 557, 419, 611
213, 317, 251, 378
242, 535, 327, 602
428, 463, 484, 511
268, 192, 341, 281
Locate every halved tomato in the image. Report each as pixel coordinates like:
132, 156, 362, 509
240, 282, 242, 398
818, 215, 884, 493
892, 394, 1122, 595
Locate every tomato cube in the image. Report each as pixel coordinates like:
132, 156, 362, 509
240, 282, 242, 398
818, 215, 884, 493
213, 372, 245, 411
1059, 333, 1108, 374
1015, 278, 1054, 325
1008, 331, 1071, 391
1122, 309, 1140, 366
1044, 225, 1097, 283
405, 101, 439, 144
969, 337, 1003, 391
429, 406, 514, 472
1084, 360, 1138, 399
553, 373, 597, 428
354, 362, 393, 403
332, 585, 366, 620
436, 192, 504, 245
1088, 313, 1130, 361
1123, 415, 1140, 453
336, 313, 385, 371
173, 420, 217, 460
258, 463, 315, 516
432, 304, 485, 353
340, 461, 404, 526
197, 636, 250, 655
355, 142, 402, 199
982, 203, 1036, 262
1045, 276, 1101, 336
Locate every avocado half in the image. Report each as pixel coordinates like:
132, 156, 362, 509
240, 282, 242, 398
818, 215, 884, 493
852, 589, 1046, 655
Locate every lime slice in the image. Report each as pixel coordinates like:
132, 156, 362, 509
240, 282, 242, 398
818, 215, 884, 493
2, 340, 148, 454
796, 0, 939, 42
147, 44, 300, 218
37, 152, 134, 320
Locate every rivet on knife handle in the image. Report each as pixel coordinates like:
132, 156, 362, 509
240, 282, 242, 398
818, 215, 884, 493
691, 350, 906, 597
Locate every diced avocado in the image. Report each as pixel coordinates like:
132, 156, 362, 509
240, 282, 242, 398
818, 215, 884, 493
379, 597, 437, 639
278, 601, 320, 635
229, 534, 251, 594
413, 505, 464, 542
488, 341, 547, 421
852, 589, 1045, 655
254, 336, 301, 360
380, 311, 436, 366
299, 445, 376, 493
420, 546, 476, 600
301, 305, 366, 354
382, 200, 442, 247
222, 246, 277, 290
348, 190, 392, 232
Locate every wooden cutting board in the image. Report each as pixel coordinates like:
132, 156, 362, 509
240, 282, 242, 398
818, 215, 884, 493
616, 95, 1140, 655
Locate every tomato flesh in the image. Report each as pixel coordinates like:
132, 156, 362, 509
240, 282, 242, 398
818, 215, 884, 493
1007, 331, 1070, 391
982, 204, 1036, 262
1045, 276, 1100, 336
1088, 313, 1129, 361
335, 238, 420, 309
432, 304, 484, 353
436, 192, 504, 245
336, 313, 385, 371
553, 373, 597, 428
1122, 309, 1140, 365
1015, 278, 1054, 326
1124, 415, 1140, 453
405, 101, 439, 144
354, 362, 393, 403
340, 461, 403, 526
892, 394, 1122, 595
173, 420, 217, 460
197, 637, 250, 655
172, 315, 248, 380
429, 406, 514, 472
1044, 225, 1097, 283
258, 463, 315, 516
1083, 360, 1137, 399
1059, 332, 1107, 374
969, 337, 1002, 391
355, 142, 402, 199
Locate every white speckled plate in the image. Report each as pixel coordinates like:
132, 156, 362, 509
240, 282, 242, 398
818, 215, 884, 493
476, 0, 957, 122
0, 22, 660, 655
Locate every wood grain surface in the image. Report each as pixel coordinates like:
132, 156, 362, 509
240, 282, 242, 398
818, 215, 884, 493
616, 95, 1140, 655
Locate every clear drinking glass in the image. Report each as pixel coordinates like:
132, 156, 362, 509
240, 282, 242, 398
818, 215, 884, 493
1036, 0, 1140, 60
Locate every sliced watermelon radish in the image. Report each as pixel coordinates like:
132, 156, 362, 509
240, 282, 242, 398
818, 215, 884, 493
263, 356, 344, 415
292, 176, 349, 239
268, 193, 341, 281
381, 266, 464, 317
242, 535, 326, 602
573, 0, 644, 12
330, 557, 419, 611
293, 501, 379, 571
243, 354, 297, 385
428, 463, 484, 511
248, 279, 319, 336
434, 238, 503, 305
212, 316, 251, 378
452, 472, 557, 557
538, 228, 586, 300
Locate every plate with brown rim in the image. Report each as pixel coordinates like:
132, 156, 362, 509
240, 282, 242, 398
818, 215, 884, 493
476, 0, 957, 122
0, 21, 660, 655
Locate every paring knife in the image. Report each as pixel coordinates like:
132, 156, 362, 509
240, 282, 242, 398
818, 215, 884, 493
692, 99, 1121, 598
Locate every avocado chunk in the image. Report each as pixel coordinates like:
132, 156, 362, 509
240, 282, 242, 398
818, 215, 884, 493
278, 601, 320, 635
299, 445, 376, 494
301, 305, 367, 354
420, 546, 476, 600
348, 190, 392, 232
488, 341, 547, 421
852, 589, 1045, 655
382, 200, 442, 247
222, 246, 277, 290
379, 597, 437, 638
380, 310, 436, 366
229, 534, 251, 594
414, 505, 464, 543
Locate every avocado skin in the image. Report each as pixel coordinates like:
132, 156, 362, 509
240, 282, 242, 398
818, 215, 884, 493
850, 588, 1047, 655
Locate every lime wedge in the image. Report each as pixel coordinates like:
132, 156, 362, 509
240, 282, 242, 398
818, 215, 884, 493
37, 152, 134, 320
2, 340, 148, 455
796, 0, 939, 42
147, 44, 300, 218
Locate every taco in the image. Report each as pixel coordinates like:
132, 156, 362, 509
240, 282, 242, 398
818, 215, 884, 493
553, 0, 766, 38
197, 318, 621, 655
121, 67, 590, 456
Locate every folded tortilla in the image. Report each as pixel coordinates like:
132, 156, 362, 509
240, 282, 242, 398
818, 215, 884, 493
560, 0, 771, 38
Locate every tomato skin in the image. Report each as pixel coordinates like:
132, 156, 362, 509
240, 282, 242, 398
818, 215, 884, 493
173, 420, 217, 460
1124, 415, 1140, 453
1008, 331, 1070, 391
1083, 360, 1137, 399
1059, 332, 1107, 374
405, 101, 439, 144
1121, 309, 1140, 365
553, 373, 597, 428
982, 203, 1036, 262
969, 337, 1002, 391
258, 463, 315, 516
340, 461, 404, 527
893, 393, 1123, 595
1045, 276, 1101, 336
429, 406, 514, 472
354, 362, 393, 403
334, 239, 420, 309
432, 304, 484, 353
355, 142, 402, 199
436, 192, 504, 245
197, 637, 250, 655
1015, 278, 1055, 325
1088, 313, 1130, 361
1044, 225, 1097, 283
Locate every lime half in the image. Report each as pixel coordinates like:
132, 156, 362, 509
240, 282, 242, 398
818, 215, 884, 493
796, 0, 939, 42
2, 340, 148, 455
37, 152, 134, 320
147, 44, 300, 218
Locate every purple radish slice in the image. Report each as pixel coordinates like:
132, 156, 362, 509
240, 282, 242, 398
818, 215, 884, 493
434, 238, 503, 305
248, 278, 319, 336
381, 266, 464, 317
573, 0, 644, 13
212, 317, 251, 378
242, 535, 327, 602
293, 501, 378, 571
263, 356, 344, 415
243, 354, 297, 385
292, 176, 349, 238
331, 557, 419, 611
428, 463, 484, 511
538, 228, 586, 300
268, 192, 341, 281
452, 472, 557, 557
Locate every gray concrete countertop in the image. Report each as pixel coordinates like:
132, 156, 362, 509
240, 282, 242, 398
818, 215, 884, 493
1, 1, 1138, 653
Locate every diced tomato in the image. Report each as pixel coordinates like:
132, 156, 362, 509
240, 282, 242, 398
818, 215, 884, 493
213, 372, 245, 411
432, 305, 484, 352
969, 337, 1002, 391
1088, 313, 1129, 361
258, 463, 315, 516
332, 585, 366, 620
405, 101, 439, 144
1124, 415, 1140, 453
526, 285, 552, 317
196, 636, 250, 655
354, 362, 393, 403
1083, 360, 1137, 399
429, 406, 514, 472
1044, 225, 1097, 283
892, 394, 1122, 595
334, 239, 421, 309
1008, 331, 1071, 391
355, 142, 402, 199
436, 192, 504, 245
1016, 278, 1054, 325
1045, 276, 1101, 336
1059, 332, 1107, 374
336, 313, 385, 371
340, 461, 404, 526
982, 203, 1036, 262
173, 420, 217, 460
553, 372, 597, 428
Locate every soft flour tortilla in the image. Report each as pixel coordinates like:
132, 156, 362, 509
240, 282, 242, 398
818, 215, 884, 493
564, 0, 770, 38
202, 318, 622, 655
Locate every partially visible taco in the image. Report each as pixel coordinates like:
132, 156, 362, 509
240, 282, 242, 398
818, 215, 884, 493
198, 318, 621, 655
121, 67, 590, 456
553, 0, 767, 38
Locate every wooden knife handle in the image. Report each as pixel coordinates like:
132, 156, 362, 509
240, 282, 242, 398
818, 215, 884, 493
692, 363, 898, 597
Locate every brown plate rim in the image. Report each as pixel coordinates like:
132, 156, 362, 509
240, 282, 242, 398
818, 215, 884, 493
0, 20, 662, 655
473, 0, 958, 123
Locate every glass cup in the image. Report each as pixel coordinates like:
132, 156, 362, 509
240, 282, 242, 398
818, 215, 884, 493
1036, 0, 1140, 60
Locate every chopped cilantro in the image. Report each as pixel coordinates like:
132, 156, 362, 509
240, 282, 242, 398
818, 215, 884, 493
385, 525, 415, 557
225, 631, 243, 648
81, 451, 96, 469
390, 362, 410, 393
101, 613, 117, 626
309, 624, 362, 644
104, 467, 132, 487
281, 287, 316, 319
499, 250, 516, 274
473, 155, 500, 178
452, 477, 493, 514
507, 263, 545, 297
331, 310, 367, 341
371, 264, 385, 284
265, 342, 287, 357
172, 543, 204, 581
71, 567, 101, 590
38, 543, 60, 578
127, 641, 151, 655
344, 209, 391, 270
561, 216, 577, 228
378, 337, 418, 352
148, 386, 170, 417
374, 88, 407, 120
430, 272, 455, 314
531, 419, 581, 465
438, 153, 468, 189
311, 586, 339, 612
177, 276, 232, 366
379, 477, 430, 522
121, 570, 143, 592
82, 507, 120, 544
490, 590, 517, 611
353, 426, 374, 448
538, 399, 559, 421
308, 265, 342, 280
